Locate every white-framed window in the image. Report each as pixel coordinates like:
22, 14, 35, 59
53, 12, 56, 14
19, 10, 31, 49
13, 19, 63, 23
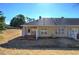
56, 28, 65, 35
40, 30, 48, 35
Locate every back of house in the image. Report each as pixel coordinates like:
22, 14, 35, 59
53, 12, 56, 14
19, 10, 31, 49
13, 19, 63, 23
22, 17, 79, 40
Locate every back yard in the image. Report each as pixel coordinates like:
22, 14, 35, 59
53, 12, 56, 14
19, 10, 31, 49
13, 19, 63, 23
0, 29, 79, 55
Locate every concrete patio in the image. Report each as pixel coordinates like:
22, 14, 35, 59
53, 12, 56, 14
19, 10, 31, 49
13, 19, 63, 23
0, 35, 79, 49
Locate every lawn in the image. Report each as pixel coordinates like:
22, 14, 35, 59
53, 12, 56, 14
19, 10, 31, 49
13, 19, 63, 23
0, 47, 79, 55
0, 29, 79, 55
0, 29, 21, 44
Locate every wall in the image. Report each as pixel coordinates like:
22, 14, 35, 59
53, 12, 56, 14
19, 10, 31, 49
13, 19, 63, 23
22, 25, 79, 39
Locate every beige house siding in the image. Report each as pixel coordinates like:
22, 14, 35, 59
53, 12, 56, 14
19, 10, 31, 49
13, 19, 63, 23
22, 25, 79, 39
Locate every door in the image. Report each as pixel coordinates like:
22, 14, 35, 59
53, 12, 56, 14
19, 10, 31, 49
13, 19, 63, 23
77, 33, 79, 39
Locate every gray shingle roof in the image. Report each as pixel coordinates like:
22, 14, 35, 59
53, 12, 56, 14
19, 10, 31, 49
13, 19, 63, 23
25, 18, 79, 25
65, 18, 79, 25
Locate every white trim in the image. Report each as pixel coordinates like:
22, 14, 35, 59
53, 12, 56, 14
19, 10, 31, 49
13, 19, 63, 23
36, 30, 38, 40
21, 25, 79, 27
22, 27, 25, 36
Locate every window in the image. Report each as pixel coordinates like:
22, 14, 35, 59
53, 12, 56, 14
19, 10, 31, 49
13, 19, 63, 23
40, 30, 48, 35
45, 32, 47, 34
41, 31, 44, 34
61, 28, 64, 34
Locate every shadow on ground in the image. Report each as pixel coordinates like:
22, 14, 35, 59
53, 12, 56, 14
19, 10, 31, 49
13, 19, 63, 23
0, 36, 79, 50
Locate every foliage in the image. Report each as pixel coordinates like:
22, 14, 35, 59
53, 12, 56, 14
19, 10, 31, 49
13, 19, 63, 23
26, 16, 35, 23
10, 14, 25, 28
39, 16, 42, 19
5, 24, 15, 29
0, 11, 5, 31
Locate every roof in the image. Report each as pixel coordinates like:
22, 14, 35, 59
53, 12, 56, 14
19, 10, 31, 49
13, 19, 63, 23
24, 18, 79, 26
65, 18, 79, 25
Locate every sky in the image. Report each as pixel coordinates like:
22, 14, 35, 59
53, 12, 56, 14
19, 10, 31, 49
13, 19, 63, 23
0, 3, 79, 24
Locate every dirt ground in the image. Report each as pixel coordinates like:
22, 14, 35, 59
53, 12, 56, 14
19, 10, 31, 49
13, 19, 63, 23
0, 29, 79, 55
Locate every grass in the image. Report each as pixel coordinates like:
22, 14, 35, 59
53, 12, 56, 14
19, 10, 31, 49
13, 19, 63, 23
0, 35, 4, 39
0, 33, 4, 42
0, 47, 79, 55
0, 29, 79, 55
0, 29, 21, 44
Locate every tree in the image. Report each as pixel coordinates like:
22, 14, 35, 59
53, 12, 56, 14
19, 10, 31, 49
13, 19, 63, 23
10, 17, 16, 27
26, 16, 35, 23
10, 14, 25, 28
0, 11, 5, 31
39, 16, 42, 19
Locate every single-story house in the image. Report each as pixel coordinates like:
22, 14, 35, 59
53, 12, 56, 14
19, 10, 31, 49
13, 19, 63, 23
22, 17, 79, 40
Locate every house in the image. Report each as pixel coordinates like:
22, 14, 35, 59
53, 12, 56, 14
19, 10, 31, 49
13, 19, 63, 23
22, 17, 79, 40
